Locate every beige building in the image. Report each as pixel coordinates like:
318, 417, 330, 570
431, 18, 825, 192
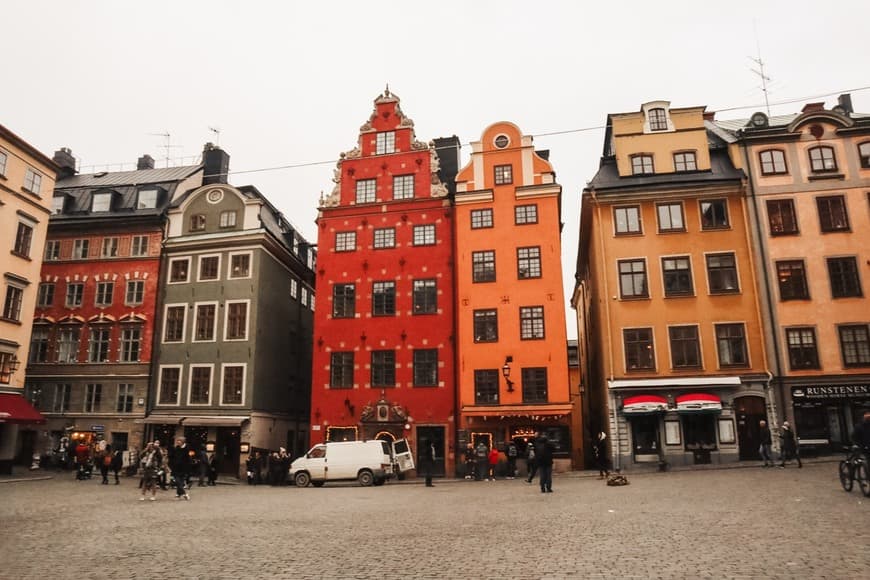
0, 124, 59, 473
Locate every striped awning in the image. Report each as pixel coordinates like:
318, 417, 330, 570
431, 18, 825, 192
622, 394, 668, 414
676, 393, 722, 413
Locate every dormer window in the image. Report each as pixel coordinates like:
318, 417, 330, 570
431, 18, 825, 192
631, 154, 654, 175
808, 146, 837, 173
673, 152, 697, 172
648, 108, 668, 131
859, 142, 870, 168
92, 192, 112, 212
51, 196, 65, 215
138, 188, 158, 209
376, 131, 395, 155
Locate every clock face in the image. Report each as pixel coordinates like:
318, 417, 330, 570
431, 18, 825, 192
206, 189, 223, 204
494, 134, 509, 149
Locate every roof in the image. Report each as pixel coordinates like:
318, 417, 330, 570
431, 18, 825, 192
587, 148, 743, 192
0, 124, 61, 173
57, 165, 201, 188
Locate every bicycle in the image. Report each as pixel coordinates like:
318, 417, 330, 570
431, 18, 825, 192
838, 445, 870, 497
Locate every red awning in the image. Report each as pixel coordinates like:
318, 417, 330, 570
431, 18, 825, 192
0, 393, 46, 424
622, 394, 668, 414
676, 392, 722, 413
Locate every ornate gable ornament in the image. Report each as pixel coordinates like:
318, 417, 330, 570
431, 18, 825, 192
359, 394, 408, 423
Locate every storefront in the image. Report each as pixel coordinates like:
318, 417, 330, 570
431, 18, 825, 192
791, 383, 870, 454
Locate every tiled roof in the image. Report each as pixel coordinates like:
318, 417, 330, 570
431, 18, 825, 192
56, 165, 201, 189
588, 149, 742, 192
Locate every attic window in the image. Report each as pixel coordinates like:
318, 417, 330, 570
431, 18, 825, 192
648, 108, 668, 131
138, 188, 158, 209
51, 196, 65, 215
92, 192, 112, 212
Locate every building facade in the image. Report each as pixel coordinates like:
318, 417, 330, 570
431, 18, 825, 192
0, 124, 57, 473
454, 122, 573, 470
311, 90, 459, 476
577, 102, 771, 470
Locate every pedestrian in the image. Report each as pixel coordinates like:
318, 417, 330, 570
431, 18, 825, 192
463, 444, 476, 480
505, 441, 518, 479
278, 447, 290, 486
487, 446, 499, 481
759, 420, 773, 467
475, 441, 488, 481
852, 410, 870, 452
74, 441, 91, 480
421, 439, 436, 487
525, 438, 538, 484
111, 446, 123, 484
170, 437, 192, 499
593, 431, 610, 479
98, 444, 112, 485
207, 453, 219, 486
246, 453, 257, 485
197, 448, 209, 487
778, 421, 802, 468
535, 433, 555, 493
139, 442, 161, 501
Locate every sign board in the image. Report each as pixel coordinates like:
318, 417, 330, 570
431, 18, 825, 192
91, 425, 105, 431
792, 385, 869, 400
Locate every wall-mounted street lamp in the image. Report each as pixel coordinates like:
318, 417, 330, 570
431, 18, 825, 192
0, 354, 21, 384
502, 356, 514, 393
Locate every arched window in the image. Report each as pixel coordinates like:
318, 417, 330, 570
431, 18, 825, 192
808, 146, 837, 173
758, 149, 787, 175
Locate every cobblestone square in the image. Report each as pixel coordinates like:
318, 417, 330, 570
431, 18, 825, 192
1, 463, 867, 579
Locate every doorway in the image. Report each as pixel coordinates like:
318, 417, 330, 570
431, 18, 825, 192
735, 396, 766, 460
416, 426, 445, 477
629, 415, 661, 462
215, 427, 240, 476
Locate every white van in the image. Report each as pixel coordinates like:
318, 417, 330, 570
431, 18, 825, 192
290, 439, 415, 487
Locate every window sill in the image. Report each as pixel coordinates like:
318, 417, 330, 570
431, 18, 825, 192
808, 173, 844, 181
0, 317, 22, 325
657, 228, 687, 235
663, 293, 695, 299
9, 251, 32, 262
710, 290, 740, 295
20, 187, 42, 198
700, 225, 731, 232
819, 228, 851, 234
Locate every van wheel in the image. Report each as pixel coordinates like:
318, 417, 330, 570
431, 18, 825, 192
357, 470, 374, 487
294, 472, 311, 487
311, 481, 325, 488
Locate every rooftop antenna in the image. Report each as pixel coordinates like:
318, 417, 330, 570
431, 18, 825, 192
208, 126, 221, 146
748, 21, 772, 116
147, 132, 182, 168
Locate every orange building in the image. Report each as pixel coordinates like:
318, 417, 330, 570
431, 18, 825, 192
454, 122, 573, 471
576, 102, 771, 470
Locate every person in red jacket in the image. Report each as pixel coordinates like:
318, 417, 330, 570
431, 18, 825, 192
487, 447, 499, 481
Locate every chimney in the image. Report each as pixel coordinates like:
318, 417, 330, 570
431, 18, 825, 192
137, 154, 155, 170
53, 147, 77, 180
802, 102, 825, 113
536, 149, 551, 161
202, 142, 230, 185
432, 136, 461, 196
837, 94, 853, 115
703, 111, 716, 122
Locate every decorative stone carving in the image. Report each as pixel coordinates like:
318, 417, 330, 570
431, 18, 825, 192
360, 402, 375, 421
342, 147, 361, 159
359, 120, 373, 132
411, 139, 428, 151
430, 182, 449, 198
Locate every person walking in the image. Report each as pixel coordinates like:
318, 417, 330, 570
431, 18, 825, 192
487, 446, 499, 481
535, 434, 555, 493
759, 420, 773, 467
525, 438, 538, 484
421, 439, 436, 487
463, 444, 476, 480
197, 448, 209, 487
170, 438, 192, 499
207, 453, 219, 486
593, 431, 610, 479
98, 444, 112, 485
505, 441, 518, 479
778, 421, 802, 468
139, 442, 161, 501
475, 441, 488, 481
110, 446, 123, 484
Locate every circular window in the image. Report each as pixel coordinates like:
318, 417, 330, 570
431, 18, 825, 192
494, 134, 510, 149
206, 189, 223, 204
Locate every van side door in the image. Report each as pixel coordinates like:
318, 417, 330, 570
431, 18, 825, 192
393, 439, 415, 473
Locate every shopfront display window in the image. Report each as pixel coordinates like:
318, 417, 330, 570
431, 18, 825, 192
683, 414, 717, 451
630, 415, 660, 460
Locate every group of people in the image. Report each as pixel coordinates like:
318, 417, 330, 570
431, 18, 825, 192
461, 433, 556, 493
757, 420, 802, 468
245, 448, 291, 486
138, 438, 218, 501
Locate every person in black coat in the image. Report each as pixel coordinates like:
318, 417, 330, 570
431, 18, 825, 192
778, 422, 801, 468
759, 420, 773, 467
207, 453, 219, 486
421, 439, 436, 487
110, 448, 124, 484
170, 438, 193, 499
535, 434, 555, 493
593, 431, 610, 479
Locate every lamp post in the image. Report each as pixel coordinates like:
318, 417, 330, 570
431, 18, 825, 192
502, 356, 514, 393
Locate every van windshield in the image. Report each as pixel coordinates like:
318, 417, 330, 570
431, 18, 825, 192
308, 446, 326, 458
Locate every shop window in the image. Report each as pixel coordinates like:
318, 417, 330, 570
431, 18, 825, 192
683, 414, 717, 451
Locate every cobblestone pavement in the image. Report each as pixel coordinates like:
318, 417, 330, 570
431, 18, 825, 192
1, 463, 867, 580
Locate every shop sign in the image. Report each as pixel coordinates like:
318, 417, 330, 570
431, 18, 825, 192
792, 385, 869, 400
91, 425, 105, 431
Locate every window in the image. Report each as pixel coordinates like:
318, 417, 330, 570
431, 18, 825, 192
290, 278, 299, 299
759, 150, 787, 175
618, 259, 648, 298
355, 179, 376, 204
859, 142, 870, 168
169, 258, 190, 283
84, 384, 102, 412
700, 199, 729, 229
412, 279, 436, 314
393, 174, 414, 199
44, 240, 60, 261
137, 188, 158, 209
412, 225, 435, 246
194, 304, 217, 341
88, 328, 111, 362
662, 257, 693, 297
816, 196, 849, 232
100, 237, 119, 258
371, 350, 395, 387
72, 239, 89, 260
517, 247, 542, 279
219, 211, 236, 228
92, 193, 112, 212
648, 108, 668, 131
472, 250, 496, 282
332, 284, 356, 318
515, 204, 538, 225
372, 281, 396, 316
95, 282, 114, 306
125, 280, 144, 305
222, 365, 244, 404
707, 253, 739, 293
2, 284, 23, 322
474, 370, 499, 404
65, 283, 84, 307
120, 327, 141, 362
631, 154, 654, 175
164, 306, 186, 342
23, 168, 42, 194
839, 325, 870, 367
373, 228, 395, 249
158, 367, 181, 405
624, 328, 654, 370
413, 349, 438, 387
51, 196, 64, 214
56, 327, 80, 363
0, 150, 6, 176
715, 323, 748, 366
300, 287, 309, 306
189, 366, 212, 404
657, 203, 684, 232
520, 306, 545, 340
335, 231, 356, 252
229, 253, 251, 278
473, 309, 499, 343
674, 151, 697, 172
766, 199, 798, 235
827, 257, 862, 298
522, 367, 548, 403
225, 301, 248, 340
775, 260, 809, 300
786, 328, 819, 370
808, 146, 837, 172
199, 255, 220, 281
50, 384, 71, 413
471, 209, 493, 229
130, 235, 149, 257
376, 131, 395, 155
614, 206, 641, 234
494, 164, 513, 185
13, 222, 33, 257
29, 327, 49, 363
117, 384, 134, 413
330, 353, 354, 389
190, 214, 206, 231
669, 326, 701, 368
37, 283, 55, 307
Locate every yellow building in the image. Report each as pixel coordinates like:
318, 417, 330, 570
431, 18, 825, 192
0, 124, 59, 473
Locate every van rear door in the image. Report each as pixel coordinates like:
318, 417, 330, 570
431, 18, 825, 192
393, 439, 415, 473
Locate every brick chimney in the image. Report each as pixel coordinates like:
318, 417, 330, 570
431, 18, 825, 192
703, 111, 716, 122
137, 154, 155, 170
52, 148, 77, 180
837, 94, 853, 115
202, 142, 230, 185
802, 102, 825, 113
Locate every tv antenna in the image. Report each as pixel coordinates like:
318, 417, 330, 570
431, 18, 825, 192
147, 132, 183, 167
208, 126, 221, 146
748, 21, 772, 116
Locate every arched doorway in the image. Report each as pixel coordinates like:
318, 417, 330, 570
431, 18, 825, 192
735, 396, 766, 460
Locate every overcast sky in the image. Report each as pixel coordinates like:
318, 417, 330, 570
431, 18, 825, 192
4, 1, 869, 339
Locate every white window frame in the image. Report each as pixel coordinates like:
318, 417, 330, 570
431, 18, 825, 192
355, 179, 376, 204
301, 287, 309, 306
72, 239, 89, 260
228, 251, 253, 279
376, 131, 396, 155
119, 326, 142, 363
335, 232, 356, 252
197, 253, 222, 282
290, 278, 299, 299
192, 301, 219, 343
156, 364, 183, 406
187, 364, 214, 406
373, 228, 396, 249
219, 210, 237, 228
137, 188, 158, 209
0, 149, 7, 176
92, 192, 112, 212
45, 240, 60, 261
130, 235, 149, 257
168, 257, 191, 284
392, 174, 414, 200
117, 383, 135, 413
51, 196, 64, 214
219, 362, 247, 406
223, 299, 250, 341
125, 280, 144, 306
162, 303, 187, 343
94, 281, 114, 306
101, 237, 119, 258
413, 224, 436, 246
23, 168, 42, 194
